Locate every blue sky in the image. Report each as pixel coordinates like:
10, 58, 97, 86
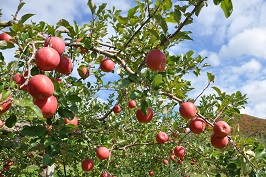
1, 0, 266, 119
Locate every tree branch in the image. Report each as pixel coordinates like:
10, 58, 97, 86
159, 0, 205, 47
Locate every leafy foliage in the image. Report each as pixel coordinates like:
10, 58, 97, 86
0, 0, 265, 177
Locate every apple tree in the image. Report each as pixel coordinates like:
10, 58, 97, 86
0, 0, 265, 176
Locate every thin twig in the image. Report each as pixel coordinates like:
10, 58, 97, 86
158, 91, 183, 103
194, 81, 210, 102
116, 5, 160, 55
159, 0, 205, 47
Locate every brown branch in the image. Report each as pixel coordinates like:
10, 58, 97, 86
13, 0, 24, 20
0, 20, 19, 27
159, 0, 205, 47
194, 81, 210, 102
158, 91, 183, 103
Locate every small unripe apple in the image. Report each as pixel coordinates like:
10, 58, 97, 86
145, 49, 166, 71
174, 146, 185, 158
100, 172, 112, 177
34, 95, 58, 118
78, 66, 90, 79
35, 47, 60, 71
156, 132, 169, 144
149, 171, 154, 176
172, 131, 178, 137
179, 102, 197, 120
81, 159, 94, 171
136, 107, 153, 123
170, 155, 175, 161
128, 100, 136, 109
189, 117, 206, 134
112, 105, 121, 113
44, 36, 65, 55
28, 74, 54, 100
13, 70, 29, 91
55, 55, 73, 75
213, 121, 231, 138
96, 147, 110, 160
100, 58, 115, 72
64, 116, 78, 126
210, 133, 228, 149
163, 159, 168, 165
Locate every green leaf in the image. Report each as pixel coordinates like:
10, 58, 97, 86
87, 0, 96, 15
130, 90, 142, 100
220, 0, 233, 18
115, 78, 131, 89
58, 107, 74, 119
66, 95, 82, 102
195, 2, 205, 17
212, 86, 221, 95
0, 41, 15, 49
20, 13, 35, 23
17, 2, 26, 12
21, 125, 48, 137
174, 8, 181, 23
207, 72, 215, 82
97, 3, 107, 14
154, 14, 168, 34
141, 100, 149, 116
13, 98, 43, 118
148, 29, 160, 40
5, 114, 17, 128
152, 74, 163, 86
43, 154, 51, 166
213, 0, 223, 5
163, 0, 172, 10
56, 19, 74, 32
128, 6, 138, 18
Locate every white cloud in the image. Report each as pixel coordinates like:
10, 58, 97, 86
219, 28, 266, 59
231, 58, 261, 78
200, 50, 220, 66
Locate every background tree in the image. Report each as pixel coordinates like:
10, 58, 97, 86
0, 0, 265, 177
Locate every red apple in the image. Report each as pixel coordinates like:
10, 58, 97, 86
136, 107, 153, 123
55, 55, 73, 75
156, 132, 169, 144
163, 159, 168, 165
64, 116, 78, 126
213, 121, 231, 138
179, 102, 197, 120
149, 171, 154, 176
210, 133, 228, 149
189, 117, 206, 134
0, 33, 13, 42
34, 95, 58, 118
170, 150, 174, 155
28, 74, 54, 100
35, 47, 60, 71
81, 159, 94, 171
54, 78, 63, 83
13, 71, 29, 91
78, 66, 90, 79
27, 152, 34, 158
7, 161, 13, 166
0, 94, 12, 114
174, 146, 185, 158
180, 156, 184, 161
96, 147, 110, 160
0, 120, 4, 128
190, 161, 195, 165
100, 58, 115, 72
100, 172, 112, 177
44, 36, 65, 55
38, 151, 44, 156
145, 49, 166, 72
112, 105, 121, 114
170, 155, 175, 161
128, 100, 136, 109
